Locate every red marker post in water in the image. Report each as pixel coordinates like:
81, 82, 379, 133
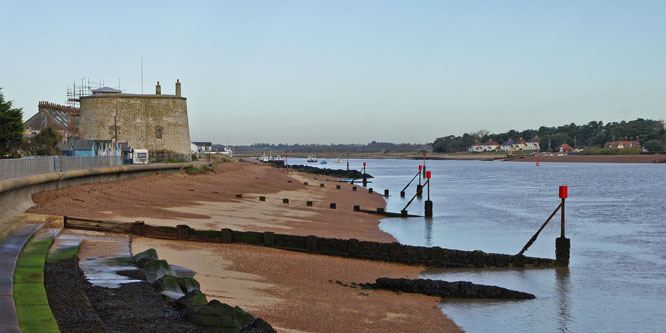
556, 185, 570, 266
559, 186, 567, 238
362, 162, 368, 187
423, 153, 427, 177
424, 171, 432, 217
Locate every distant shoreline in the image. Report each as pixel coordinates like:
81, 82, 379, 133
237, 152, 666, 163
510, 154, 666, 164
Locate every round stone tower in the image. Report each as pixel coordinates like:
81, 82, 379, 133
78, 80, 191, 160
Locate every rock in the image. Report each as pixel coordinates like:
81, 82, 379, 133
154, 276, 184, 294
287, 165, 372, 179
140, 259, 171, 283
169, 265, 196, 279
373, 278, 536, 299
187, 300, 255, 331
178, 278, 201, 293
133, 248, 158, 262
241, 318, 277, 333
176, 290, 208, 310
231, 305, 255, 328
162, 290, 186, 303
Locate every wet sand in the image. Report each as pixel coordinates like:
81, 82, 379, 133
28, 161, 460, 332
29, 162, 394, 242
133, 237, 460, 333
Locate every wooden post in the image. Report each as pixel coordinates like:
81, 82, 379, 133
556, 186, 570, 267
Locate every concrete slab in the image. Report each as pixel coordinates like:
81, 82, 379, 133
0, 260, 14, 277
0, 295, 18, 326
0, 324, 21, 333
0, 247, 22, 260
7, 224, 41, 239
0, 275, 12, 296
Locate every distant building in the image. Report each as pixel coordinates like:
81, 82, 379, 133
469, 140, 500, 152
525, 137, 541, 151
58, 139, 127, 157
604, 137, 641, 149
192, 142, 212, 153
23, 102, 79, 143
558, 143, 574, 154
498, 137, 540, 152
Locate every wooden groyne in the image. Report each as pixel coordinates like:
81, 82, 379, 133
63, 216, 556, 269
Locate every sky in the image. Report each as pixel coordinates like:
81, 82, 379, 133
1, 0, 665, 145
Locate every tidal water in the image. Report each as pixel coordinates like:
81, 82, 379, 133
288, 157, 666, 332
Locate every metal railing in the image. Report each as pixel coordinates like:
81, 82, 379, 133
0, 156, 124, 180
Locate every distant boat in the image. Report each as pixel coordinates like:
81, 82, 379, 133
307, 155, 317, 162
334, 158, 344, 163
320, 160, 327, 165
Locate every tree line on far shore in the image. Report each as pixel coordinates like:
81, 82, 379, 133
226, 141, 428, 155
432, 119, 666, 153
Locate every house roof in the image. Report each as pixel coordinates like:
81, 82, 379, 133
192, 142, 212, 147
527, 137, 540, 143
604, 140, 641, 148
91, 87, 122, 94
559, 143, 573, 151
24, 109, 74, 132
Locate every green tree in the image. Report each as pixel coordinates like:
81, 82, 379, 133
27, 127, 62, 156
0, 88, 24, 158
643, 139, 664, 152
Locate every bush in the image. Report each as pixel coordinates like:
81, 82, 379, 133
185, 163, 217, 175
643, 139, 665, 152
579, 147, 642, 155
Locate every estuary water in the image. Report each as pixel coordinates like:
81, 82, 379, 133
288, 157, 666, 332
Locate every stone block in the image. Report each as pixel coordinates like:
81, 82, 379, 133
178, 278, 201, 293
133, 248, 158, 262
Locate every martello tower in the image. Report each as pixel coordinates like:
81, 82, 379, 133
78, 80, 191, 160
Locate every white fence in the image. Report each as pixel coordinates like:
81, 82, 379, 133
0, 156, 124, 179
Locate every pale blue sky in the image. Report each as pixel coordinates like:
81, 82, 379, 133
1, 1, 665, 144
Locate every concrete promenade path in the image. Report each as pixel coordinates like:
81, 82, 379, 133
0, 223, 42, 332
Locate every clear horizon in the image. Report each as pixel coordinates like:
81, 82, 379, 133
1, 1, 665, 145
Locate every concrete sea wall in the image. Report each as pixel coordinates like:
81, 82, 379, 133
0, 163, 193, 240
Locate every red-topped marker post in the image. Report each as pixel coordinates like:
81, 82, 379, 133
422, 153, 427, 177
362, 162, 368, 187
416, 165, 423, 197
424, 171, 433, 217
556, 186, 570, 266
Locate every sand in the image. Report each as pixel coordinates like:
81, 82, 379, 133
133, 237, 460, 333
29, 162, 394, 242
28, 161, 460, 332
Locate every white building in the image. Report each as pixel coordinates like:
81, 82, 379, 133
469, 140, 501, 152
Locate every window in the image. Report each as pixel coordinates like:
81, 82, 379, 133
155, 127, 163, 139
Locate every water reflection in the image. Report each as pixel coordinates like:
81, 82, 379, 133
424, 217, 433, 247
556, 268, 571, 332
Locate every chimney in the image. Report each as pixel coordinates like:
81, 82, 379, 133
175, 79, 181, 97
156, 81, 161, 95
